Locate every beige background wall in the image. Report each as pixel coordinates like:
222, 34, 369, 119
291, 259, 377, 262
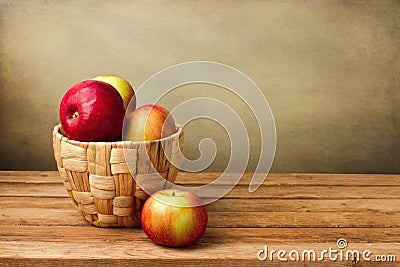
0, 0, 399, 173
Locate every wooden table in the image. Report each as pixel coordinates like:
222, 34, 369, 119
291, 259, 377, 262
0, 171, 399, 266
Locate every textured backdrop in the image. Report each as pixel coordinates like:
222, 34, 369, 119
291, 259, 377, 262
0, 0, 399, 173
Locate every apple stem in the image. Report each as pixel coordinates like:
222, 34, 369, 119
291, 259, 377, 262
171, 191, 175, 197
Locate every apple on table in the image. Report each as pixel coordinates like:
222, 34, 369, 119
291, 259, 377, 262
141, 189, 208, 247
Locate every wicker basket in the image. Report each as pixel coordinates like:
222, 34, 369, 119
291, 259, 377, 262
52, 124, 183, 227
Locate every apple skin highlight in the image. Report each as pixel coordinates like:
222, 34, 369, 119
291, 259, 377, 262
59, 80, 125, 142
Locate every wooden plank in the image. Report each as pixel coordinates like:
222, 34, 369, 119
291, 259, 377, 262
0, 240, 398, 267
0, 207, 88, 226
1, 172, 400, 186
176, 172, 400, 186
0, 183, 68, 197
208, 211, 400, 228
1, 226, 400, 244
207, 198, 400, 213
2, 197, 400, 213
0, 257, 398, 267
0, 171, 57, 176
0, 171, 399, 266
1, 205, 399, 228
1, 170, 399, 180
0, 197, 72, 209
1, 183, 399, 199
205, 185, 400, 199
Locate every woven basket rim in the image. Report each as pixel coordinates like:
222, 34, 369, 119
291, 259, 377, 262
53, 123, 183, 145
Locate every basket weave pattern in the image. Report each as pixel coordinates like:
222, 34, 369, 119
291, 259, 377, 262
52, 124, 183, 227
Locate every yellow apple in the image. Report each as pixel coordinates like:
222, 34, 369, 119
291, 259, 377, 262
92, 75, 136, 110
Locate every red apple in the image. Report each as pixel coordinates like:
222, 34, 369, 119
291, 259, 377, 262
59, 80, 125, 142
123, 104, 176, 142
141, 189, 208, 247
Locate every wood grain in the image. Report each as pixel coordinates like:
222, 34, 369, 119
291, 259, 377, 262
2, 183, 399, 199
2, 197, 400, 213
0, 172, 399, 266
2, 171, 400, 186
2, 207, 399, 228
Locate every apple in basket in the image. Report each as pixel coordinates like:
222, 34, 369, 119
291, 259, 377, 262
123, 104, 177, 142
92, 75, 136, 110
141, 189, 208, 247
59, 80, 125, 142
